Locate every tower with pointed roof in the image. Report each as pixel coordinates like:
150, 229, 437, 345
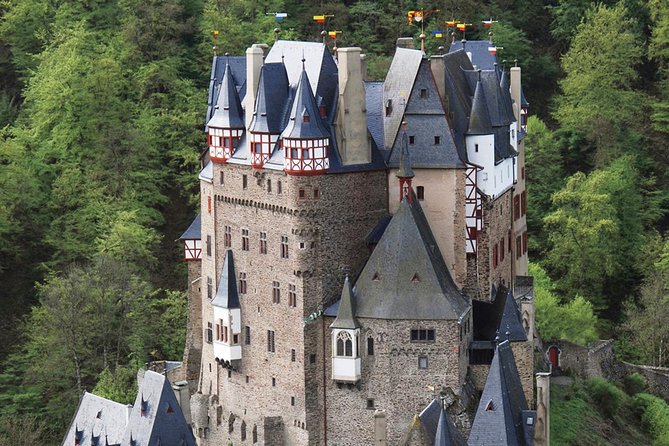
207, 64, 245, 163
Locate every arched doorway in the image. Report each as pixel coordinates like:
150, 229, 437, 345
547, 345, 560, 368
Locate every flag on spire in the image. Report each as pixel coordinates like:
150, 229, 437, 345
482, 19, 498, 28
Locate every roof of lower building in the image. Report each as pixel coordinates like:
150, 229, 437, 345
62, 392, 128, 446
448, 40, 497, 70
211, 250, 240, 309
398, 415, 433, 445
419, 399, 467, 446
498, 289, 528, 342
179, 214, 201, 240
352, 194, 470, 320
468, 340, 529, 446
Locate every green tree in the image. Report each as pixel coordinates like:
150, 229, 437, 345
531, 262, 598, 345
555, 3, 646, 167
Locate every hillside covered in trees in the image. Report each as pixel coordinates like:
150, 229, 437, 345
0, 0, 667, 442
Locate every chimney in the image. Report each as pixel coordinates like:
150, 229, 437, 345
534, 372, 550, 446
172, 380, 192, 425
336, 47, 371, 165
510, 67, 522, 123
374, 409, 387, 445
245, 45, 264, 126
430, 56, 446, 108
396, 37, 415, 49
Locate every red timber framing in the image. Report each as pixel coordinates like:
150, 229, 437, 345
183, 239, 202, 261
282, 137, 330, 175
208, 127, 243, 163
250, 132, 277, 168
465, 165, 483, 257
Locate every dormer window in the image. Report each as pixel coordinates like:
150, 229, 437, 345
420, 88, 428, 98
303, 112, 310, 123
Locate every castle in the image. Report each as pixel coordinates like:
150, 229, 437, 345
177, 36, 541, 445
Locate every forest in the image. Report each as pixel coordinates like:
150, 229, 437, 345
0, 0, 667, 442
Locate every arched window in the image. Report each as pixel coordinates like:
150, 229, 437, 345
253, 425, 258, 443
367, 337, 374, 355
336, 331, 354, 357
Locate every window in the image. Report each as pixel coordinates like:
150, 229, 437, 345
303, 113, 310, 123
336, 331, 353, 357
516, 235, 522, 259
220, 171, 224, 185
291, 396, 295, 406
514, 195, 521, 220
245, 375, 249, 383
291, 349, 296, 362
288, 284, 297, 307
298, 188, 306, 199
367, 399, 375, 409
207, 277, 213, 299
500, 238, 505, 261
385, 99, 392, 117
521, 167, 525, 180
241, 422, 247, 441
281, 236, 289, 259
521, 191, 527, 216
409, 135, 415, 145
245, 326, 251, 345
272, 377, 276, 386
475, 143, 479, 153
299, 242, 305, 249
267, 179, 272, 193
493, 244, 499, 268
410, 329, 435, 342
206, 235, 212, 257
420, 88, 428, 98
310, 354, 316, 364
242, 229, 249, 251
259, 232, 267, 254
416, 186, 425, 200
277, 181, 282, 194
367, 337, 374, 355
508, 230, 512, 253
522, 231, 528, 254
434, 135, 440, 145
314, 188, 320, 199
206, 322, 213, 343
253, 425, 258, 443
242, 174, 248, 190
267, 330, 275, 352
418, 356, 428, 369
224, 225, 232, 248
272, 281, 281, 304
239, 272, 247, 294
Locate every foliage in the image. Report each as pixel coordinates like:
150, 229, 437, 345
92, 366, 137, 405
624, 373, 648, 396
0, 415, 49, 446
554, 3, 646, 167
634, 393, 669, 446
587, 377, 626, 418
531, 262, 598, 345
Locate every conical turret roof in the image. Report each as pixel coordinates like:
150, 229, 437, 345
467, 75, 493, 135
207, 63, 245, 130
249, 63, 290, 134
211, 250, 240, 309
331, 276, 358, 329
281, 66, 330, 139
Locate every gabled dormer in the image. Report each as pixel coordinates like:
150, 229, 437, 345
211, 250, 242, 367
249, 63, 289, 169
206, 63, 245, 163
331, 276, 361, 382
281, 64, 331, 175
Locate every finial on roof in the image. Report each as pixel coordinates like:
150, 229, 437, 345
488, 31, 493, 44
438, 45, 445, 54
274, 27, 281, 41
301, 50, 306, 69
514, 58, 518, 67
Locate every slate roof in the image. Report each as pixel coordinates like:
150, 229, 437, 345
123, 371, 196, 446
448, 40, 497, 70
419, 399, 467, 446
331, 276, 358, 329
352, 194, 470, 320
207, 56, 246, 128
62, 392, 128, 446
396, 130, 414, 178
365, 81, 385, 150
398, 415, 433, 446
468, 340, 529, 446
207, 63, 245, 130
467, 77, 493, 135
383, 47, 423, 150
281, 66, 331, 140
440, 50, 475, 162
64, 371, 195, 446
249, 63, 291, 134
498, 289, 527, 342
178, 214, 201, 240
211, 250, 240, 309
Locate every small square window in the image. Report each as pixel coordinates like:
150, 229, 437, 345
366, 399, 375, 409
310, 354, 316, 364
418, 356, 428, 369
434, 136, 440, 145
409, 135, 415, 145
298, 189, 306, 199
314, 188, 320, 199
420, 88, 428, 98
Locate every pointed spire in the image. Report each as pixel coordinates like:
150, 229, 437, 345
207, 63, 245, 130
331, 276, 358, 329
498, 289, 527, 342
467, 72, 493, 135
212, 250, 240, 309
280, 65, 330, 139
434, 408, 448, 446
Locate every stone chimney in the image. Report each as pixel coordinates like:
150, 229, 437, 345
430, 56, 446, 108
245, 45, 264, 126
510, 67, 522, 123
172, 380, 192, 424
374, 409, 387, 445
336, 47, 371, 165
396, 37, 415, 49
534, 372, 550, 446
